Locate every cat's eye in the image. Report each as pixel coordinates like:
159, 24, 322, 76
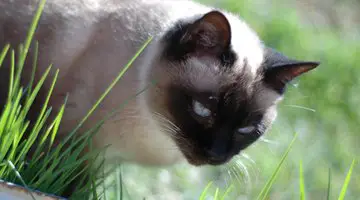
237, 126, 255, 134
192, 100, 211, 117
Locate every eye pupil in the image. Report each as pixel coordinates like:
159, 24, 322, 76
193, 100, 211, 117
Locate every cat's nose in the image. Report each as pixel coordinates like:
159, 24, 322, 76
207, 150, 228, 163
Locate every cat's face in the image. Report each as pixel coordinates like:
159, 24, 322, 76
146, 11, 319, 166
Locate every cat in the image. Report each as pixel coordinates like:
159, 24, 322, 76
0, 0, 319, 174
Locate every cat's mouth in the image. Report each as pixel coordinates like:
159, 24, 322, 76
180, 147, 233, 166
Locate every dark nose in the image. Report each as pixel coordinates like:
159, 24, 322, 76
206, 127, 232, 164
207, 150, 228, 164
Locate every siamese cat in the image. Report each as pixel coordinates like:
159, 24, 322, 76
0, 0, 319, 188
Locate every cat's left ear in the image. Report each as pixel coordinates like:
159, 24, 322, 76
182, 10, 231, 56
263, 48, 320, 93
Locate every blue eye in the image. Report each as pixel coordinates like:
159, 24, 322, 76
237, 126, 255, 134
192, 100, 211, 117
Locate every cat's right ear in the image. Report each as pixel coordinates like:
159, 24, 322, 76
181, 10, 232, 55
163, 10, 232, 60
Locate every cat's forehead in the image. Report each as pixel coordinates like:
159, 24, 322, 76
166, 56, 247, 94
170, 57, 223, 91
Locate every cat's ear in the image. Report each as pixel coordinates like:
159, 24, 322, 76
263, 48, 320, 93
181, 10, 231, 56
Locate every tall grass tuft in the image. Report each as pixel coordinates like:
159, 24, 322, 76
0, 0, 102, 198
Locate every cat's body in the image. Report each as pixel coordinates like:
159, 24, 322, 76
0, 0, 319, 169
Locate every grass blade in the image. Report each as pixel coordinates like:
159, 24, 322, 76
7, 161, 36, 200
199, 181, 213, 200
7, 49, 15, 101
27, 41, 39, 100
327, 168, 331, 200
256, 133, 298, 200
13, 0, 47, 95
116, 165, 123, 200
214, 188, 220, 200
67, 36, 153, 140
0, 44, 10, 67
221, 184, 234, 200
299, 159, 306, 200
338, 159, 356, 200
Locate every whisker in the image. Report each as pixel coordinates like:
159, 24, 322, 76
221, 167, 232, 189
225, 165, 242, 186
238, 153, 256, 166
283, 104, 316, 112
231, 165, 245, 186
259, 137, 279, 146
153, 112, 180, 131
235, 159, 250, 182
110, 110, 187, 152
151, 112, 194, 151
234, 154, 260, 189
151, 112, 184, 141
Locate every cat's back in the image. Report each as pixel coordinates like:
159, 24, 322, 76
0, 0, 210, 64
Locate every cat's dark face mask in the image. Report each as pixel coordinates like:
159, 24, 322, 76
149, 11, 319, 166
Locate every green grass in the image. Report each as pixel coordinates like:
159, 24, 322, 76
197, 136, 356, 200
299, 159, 306, 200
0, 0, 102, 198
256, 134, 298, 200
338, 159, 356, 200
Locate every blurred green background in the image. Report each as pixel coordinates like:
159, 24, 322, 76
106, 0, 360, 199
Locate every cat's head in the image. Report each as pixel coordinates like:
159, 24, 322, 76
145, 11, 319, 166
